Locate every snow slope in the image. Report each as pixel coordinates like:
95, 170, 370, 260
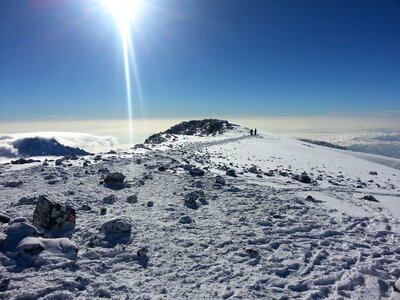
0, 122, 399, 299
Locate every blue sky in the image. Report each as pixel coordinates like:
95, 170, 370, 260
0, 0, 399, 121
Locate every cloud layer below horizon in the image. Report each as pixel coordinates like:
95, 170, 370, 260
0, 113, 399, 158
0, 132, 119, 158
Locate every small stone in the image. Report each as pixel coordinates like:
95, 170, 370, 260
184, 198, 198, 209
183, 164, 193, 171
100, 208, 107, 215
179, 216, 193, 224
137, 247, 148, 257
299, 174, 312, 183
80, 204, 91, 211
226, 169, 237, 177
248, 166, 258, 174
2, 181, 23, 188
158, 165, 168, 172
147, 201, 154, 207
126, 195, 138, 204
189, 168, 205, 177
245, 248, 259, 258
0, 213, 10, 224
0, 278, 10, 291
103, 195, 118, 204
363, 195, 379, 202
215, 176, 225, 185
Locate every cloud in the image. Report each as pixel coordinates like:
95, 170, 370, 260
0, 132, 119, 157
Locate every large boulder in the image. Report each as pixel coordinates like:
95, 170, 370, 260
103, 172, 125, 184
33, 196, 76, 230
100, 217, 132, 241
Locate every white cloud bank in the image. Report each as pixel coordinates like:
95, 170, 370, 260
0, 132, 119, 158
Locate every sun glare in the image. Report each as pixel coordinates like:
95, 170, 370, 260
99, 0, 146, 148
102, 0, 143, 27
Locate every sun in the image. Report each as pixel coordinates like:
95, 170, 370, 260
101, 0, 144, 27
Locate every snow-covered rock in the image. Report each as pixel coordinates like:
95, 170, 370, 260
100, 217, 132, 241
2, 221, 39, 251
16, 237, 78, 259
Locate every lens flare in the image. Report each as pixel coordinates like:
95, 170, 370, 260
100, 0, 144, 146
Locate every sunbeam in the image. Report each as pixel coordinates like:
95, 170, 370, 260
100, 0, 145, 145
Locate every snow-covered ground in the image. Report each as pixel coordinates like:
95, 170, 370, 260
1, 122, 400, 299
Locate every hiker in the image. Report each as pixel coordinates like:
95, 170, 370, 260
250, 129, 253, 136
254, 128, 257, 136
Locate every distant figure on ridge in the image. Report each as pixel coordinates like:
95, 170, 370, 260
250, 129, 253, 136
254, 129, 257, 136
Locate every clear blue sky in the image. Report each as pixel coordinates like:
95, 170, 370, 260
0, 0, 399, 121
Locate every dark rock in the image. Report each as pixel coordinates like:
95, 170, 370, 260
248, 166, 259, 174
226, 169, 237, 177
184, 197, 198, 209
189, 168, 205, 177
215, 176, 225, 185
100, 208, 107, 215
183, 164, 193, 171
305, 195, 322, 203
363, 195, 379, 202
103, 195, 118, 204
264, 170, 274, 177
104, 172, 125, 184
158, 165, 168, 172
16, 196, 38, 206
179, 216, 193, 224
80, 204, 91, 211
33, 196, 76, 230
0, 213, 10, 224
0, 278, 10, 291
147, 201, 154, 207
245, 248, 260, 258
2, 181, 23, 188
369, 171, 378, 175
293, 173, 312, 184
137, 247, 148, 258
126, 195, 138, 204
11, 158, 40, 165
